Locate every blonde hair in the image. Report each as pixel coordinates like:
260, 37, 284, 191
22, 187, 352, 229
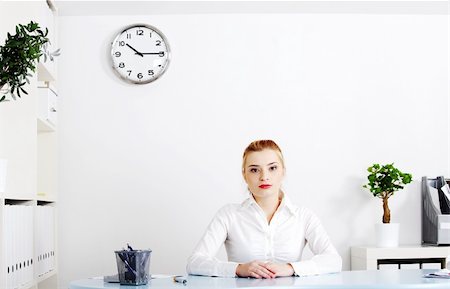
242, 140, 285, 173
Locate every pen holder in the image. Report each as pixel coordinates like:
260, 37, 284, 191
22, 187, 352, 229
115, 249, 152, 285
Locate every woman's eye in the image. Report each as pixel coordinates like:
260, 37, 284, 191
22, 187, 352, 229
269, 166, 278, 171
250, 168, 258, 173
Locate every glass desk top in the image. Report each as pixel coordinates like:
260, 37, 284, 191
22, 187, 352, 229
70, 269, 450, 289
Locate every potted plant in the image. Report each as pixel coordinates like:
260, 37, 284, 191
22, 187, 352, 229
363, 163, 412, 247
0, 21, 60, 102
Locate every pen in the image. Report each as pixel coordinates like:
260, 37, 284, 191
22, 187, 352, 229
173, 276, 187, 285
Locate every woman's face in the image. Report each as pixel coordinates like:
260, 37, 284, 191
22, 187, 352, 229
243, 149, 285, 200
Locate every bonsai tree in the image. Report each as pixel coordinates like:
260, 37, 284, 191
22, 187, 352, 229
0, 21, 60, 102
363, 163, 412, 223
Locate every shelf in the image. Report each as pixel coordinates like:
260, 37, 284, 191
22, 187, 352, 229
37, 62, 56, 83
16, 280, 36, 289
1, 2, 58, 289
351, 246, 450, 270
37, 117, 56, 133
352, 246, 450, 259
37, 87, 57, 131
36, 269, 57, 284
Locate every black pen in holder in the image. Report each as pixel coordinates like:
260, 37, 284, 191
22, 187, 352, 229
115, 248, 152, 285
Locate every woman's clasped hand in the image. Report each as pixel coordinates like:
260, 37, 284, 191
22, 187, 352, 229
236, 261, 294, 278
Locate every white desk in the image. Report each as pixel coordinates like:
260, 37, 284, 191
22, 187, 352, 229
70, 270, 449, 289
351, 246, 450, 270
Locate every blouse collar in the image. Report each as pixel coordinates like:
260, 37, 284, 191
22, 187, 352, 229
240, 191, 298, 216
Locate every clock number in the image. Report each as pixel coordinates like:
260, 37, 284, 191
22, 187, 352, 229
126, 33, 131, 39
159, 52, 165, 57
137, 73, 143, 79
119, 41, 125, 46
136, 29, 144, 36
148, 70, 154, 76
156, 40, 161, 46
149, 32, 152, 38
119, 62, 125, 68
127, 70, 132, 76
115, 52, 121, 57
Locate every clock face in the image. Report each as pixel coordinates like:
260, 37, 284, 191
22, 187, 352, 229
111, 24, 170, 84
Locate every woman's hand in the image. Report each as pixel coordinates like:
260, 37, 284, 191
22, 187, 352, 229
263, 262, 295, 277
236, 261, 276, 279
236, 261, 294, 278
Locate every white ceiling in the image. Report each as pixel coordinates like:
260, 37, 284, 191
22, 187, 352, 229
50, 1, 449, 16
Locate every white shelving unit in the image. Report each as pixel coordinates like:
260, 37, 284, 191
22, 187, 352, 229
0, 1, 59, 289
351, 246, 450, 270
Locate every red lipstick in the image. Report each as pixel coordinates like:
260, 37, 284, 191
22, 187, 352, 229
259, 184, 272, 189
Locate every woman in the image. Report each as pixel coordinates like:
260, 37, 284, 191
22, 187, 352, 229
186, 140, 342, 278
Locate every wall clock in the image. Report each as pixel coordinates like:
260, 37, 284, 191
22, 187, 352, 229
111, 24, 170, 84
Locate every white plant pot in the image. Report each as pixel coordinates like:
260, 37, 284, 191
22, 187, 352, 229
0, 159, 7, 193
375, 223, 400, 247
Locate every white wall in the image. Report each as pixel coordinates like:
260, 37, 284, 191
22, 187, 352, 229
57, 8, 448, 289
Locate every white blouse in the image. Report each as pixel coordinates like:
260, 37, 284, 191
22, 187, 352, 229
186, 194, 342, 277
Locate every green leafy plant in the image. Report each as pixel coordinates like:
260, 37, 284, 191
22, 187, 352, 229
363, 163, 412, 223
0, 21, 60, 102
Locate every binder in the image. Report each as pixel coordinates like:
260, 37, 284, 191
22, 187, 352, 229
27, 206, 33, 285
11, 206, 16, 289
36, 206, 43, 277
5, 205, 11, 289
422, 176, 450, 245
35, 205, 55, 277
436, 176, 450, 214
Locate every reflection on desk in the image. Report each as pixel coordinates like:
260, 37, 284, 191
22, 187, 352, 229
69, 269, 450, 289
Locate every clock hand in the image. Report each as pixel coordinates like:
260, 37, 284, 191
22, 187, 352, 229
126, 43, 143, 57
141, 52, 165, 57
